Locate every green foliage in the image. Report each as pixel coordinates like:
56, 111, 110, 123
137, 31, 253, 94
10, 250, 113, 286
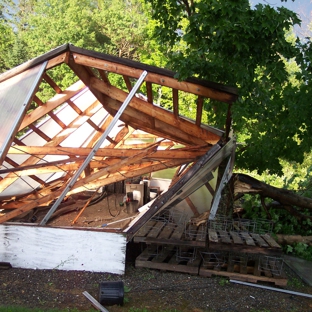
285, 242, 312, 261
0, 8, 16, 72
17, 0, 111, 58
146, 0, 312, 175
287, 276, 305, 289
94, 0, 149, 60
218, 277, 229, 286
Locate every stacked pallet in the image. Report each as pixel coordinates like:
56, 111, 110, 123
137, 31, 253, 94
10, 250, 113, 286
134, 215, 287, 286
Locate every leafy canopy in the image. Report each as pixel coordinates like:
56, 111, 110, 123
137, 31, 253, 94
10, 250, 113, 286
146, 0, 311, 174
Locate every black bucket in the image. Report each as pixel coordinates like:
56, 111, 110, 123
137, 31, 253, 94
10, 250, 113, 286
98, 281, 124, 306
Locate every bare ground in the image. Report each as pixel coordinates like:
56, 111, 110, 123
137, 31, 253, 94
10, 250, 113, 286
1, 261, 312, 312
2, 192, 312, 311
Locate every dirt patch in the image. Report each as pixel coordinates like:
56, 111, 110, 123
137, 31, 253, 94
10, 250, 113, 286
1, 263, 312, 312
32, 191, 136, 230
3, 191, 312, 311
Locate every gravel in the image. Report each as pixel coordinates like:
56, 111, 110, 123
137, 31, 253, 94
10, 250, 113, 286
1, 262, 312, 312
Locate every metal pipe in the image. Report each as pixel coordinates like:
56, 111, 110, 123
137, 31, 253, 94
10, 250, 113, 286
230, 279, 312, 299
40, 70, 148, 225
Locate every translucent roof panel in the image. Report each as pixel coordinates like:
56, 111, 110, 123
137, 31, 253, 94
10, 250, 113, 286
0, 62, 47, 165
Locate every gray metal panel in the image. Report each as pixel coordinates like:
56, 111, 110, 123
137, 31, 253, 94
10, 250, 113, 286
0, 62, 47, 165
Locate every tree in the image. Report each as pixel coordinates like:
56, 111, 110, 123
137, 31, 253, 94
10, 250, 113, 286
234, 173, 312, 225
145, 0, 311, 175
94, 0, 149, 60
0, 1, 15, 72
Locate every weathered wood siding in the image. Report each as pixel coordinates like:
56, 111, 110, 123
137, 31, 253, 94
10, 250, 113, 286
0, 224, 126, 274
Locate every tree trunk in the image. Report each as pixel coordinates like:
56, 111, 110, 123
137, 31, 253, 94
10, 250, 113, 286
234, 173, 312, 222
276, 234, 312, 246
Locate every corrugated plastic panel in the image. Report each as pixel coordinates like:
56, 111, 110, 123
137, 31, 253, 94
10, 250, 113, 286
0, 62, 47, 165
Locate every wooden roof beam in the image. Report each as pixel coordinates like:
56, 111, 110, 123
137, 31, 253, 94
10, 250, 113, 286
196, 96, 204, 126
173, 88, 179, 117
90, 77, 221, 144
72, 53, 236, 103
0, 100, 103, 193
43, 73, 62, 93
0, 157, 190, 224
100, 100, 208, 146
68, 60, 209, 145
123, 75, 132, 92
32, 95, 67, 129
8, 145, 210, 159
19, 80, 86, 131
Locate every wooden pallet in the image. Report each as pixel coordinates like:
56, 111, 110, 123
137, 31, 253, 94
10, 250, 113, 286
134, 221, 207, 247
0, 262, 12, 270
208, 229, 282, 255
135, 245, 201, 275
199, 252, 287, 286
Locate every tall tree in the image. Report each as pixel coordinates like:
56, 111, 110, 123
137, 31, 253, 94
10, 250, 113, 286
94, 0, 149, 60
145, 0, 310, 175
0, 1, 16, 72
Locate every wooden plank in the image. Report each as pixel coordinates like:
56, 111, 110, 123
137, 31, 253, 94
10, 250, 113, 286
169, 226, 185, 240
208, 229, 219, 243
135, 247, 154, 262
157, 224, 175, 240
239, 256, 247, 275
19, 80, 86, 131
172, 88, 179, 117
73, 52, 238, 103
134, 220, 156, 239
251, 233, 269, 247
195, 96, 203, 126
146, 221, 165, 238
227, 253, 234, 272
136, 251, 199, 275
9, 145, 193, 157
218, 230, 232, 244
185, 197, 200, 216
151, 246, 175, 263
262, 234, 281, 248
0, 262, 12, 270
253, 258, 261, 277
90, 76, 221, 144
199, 267, 288, 287
240, 232, 256, 246
230, 231, 244, 245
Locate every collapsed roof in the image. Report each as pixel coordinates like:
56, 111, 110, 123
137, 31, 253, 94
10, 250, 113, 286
0, 43, 238, 230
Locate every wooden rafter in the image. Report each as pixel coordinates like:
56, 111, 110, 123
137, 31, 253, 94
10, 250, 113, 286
89, 76, 220, 144
0, 44, 238, 225
19, 80, 86, 131
71, 52, 236, 103
0, 99, 103, 193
